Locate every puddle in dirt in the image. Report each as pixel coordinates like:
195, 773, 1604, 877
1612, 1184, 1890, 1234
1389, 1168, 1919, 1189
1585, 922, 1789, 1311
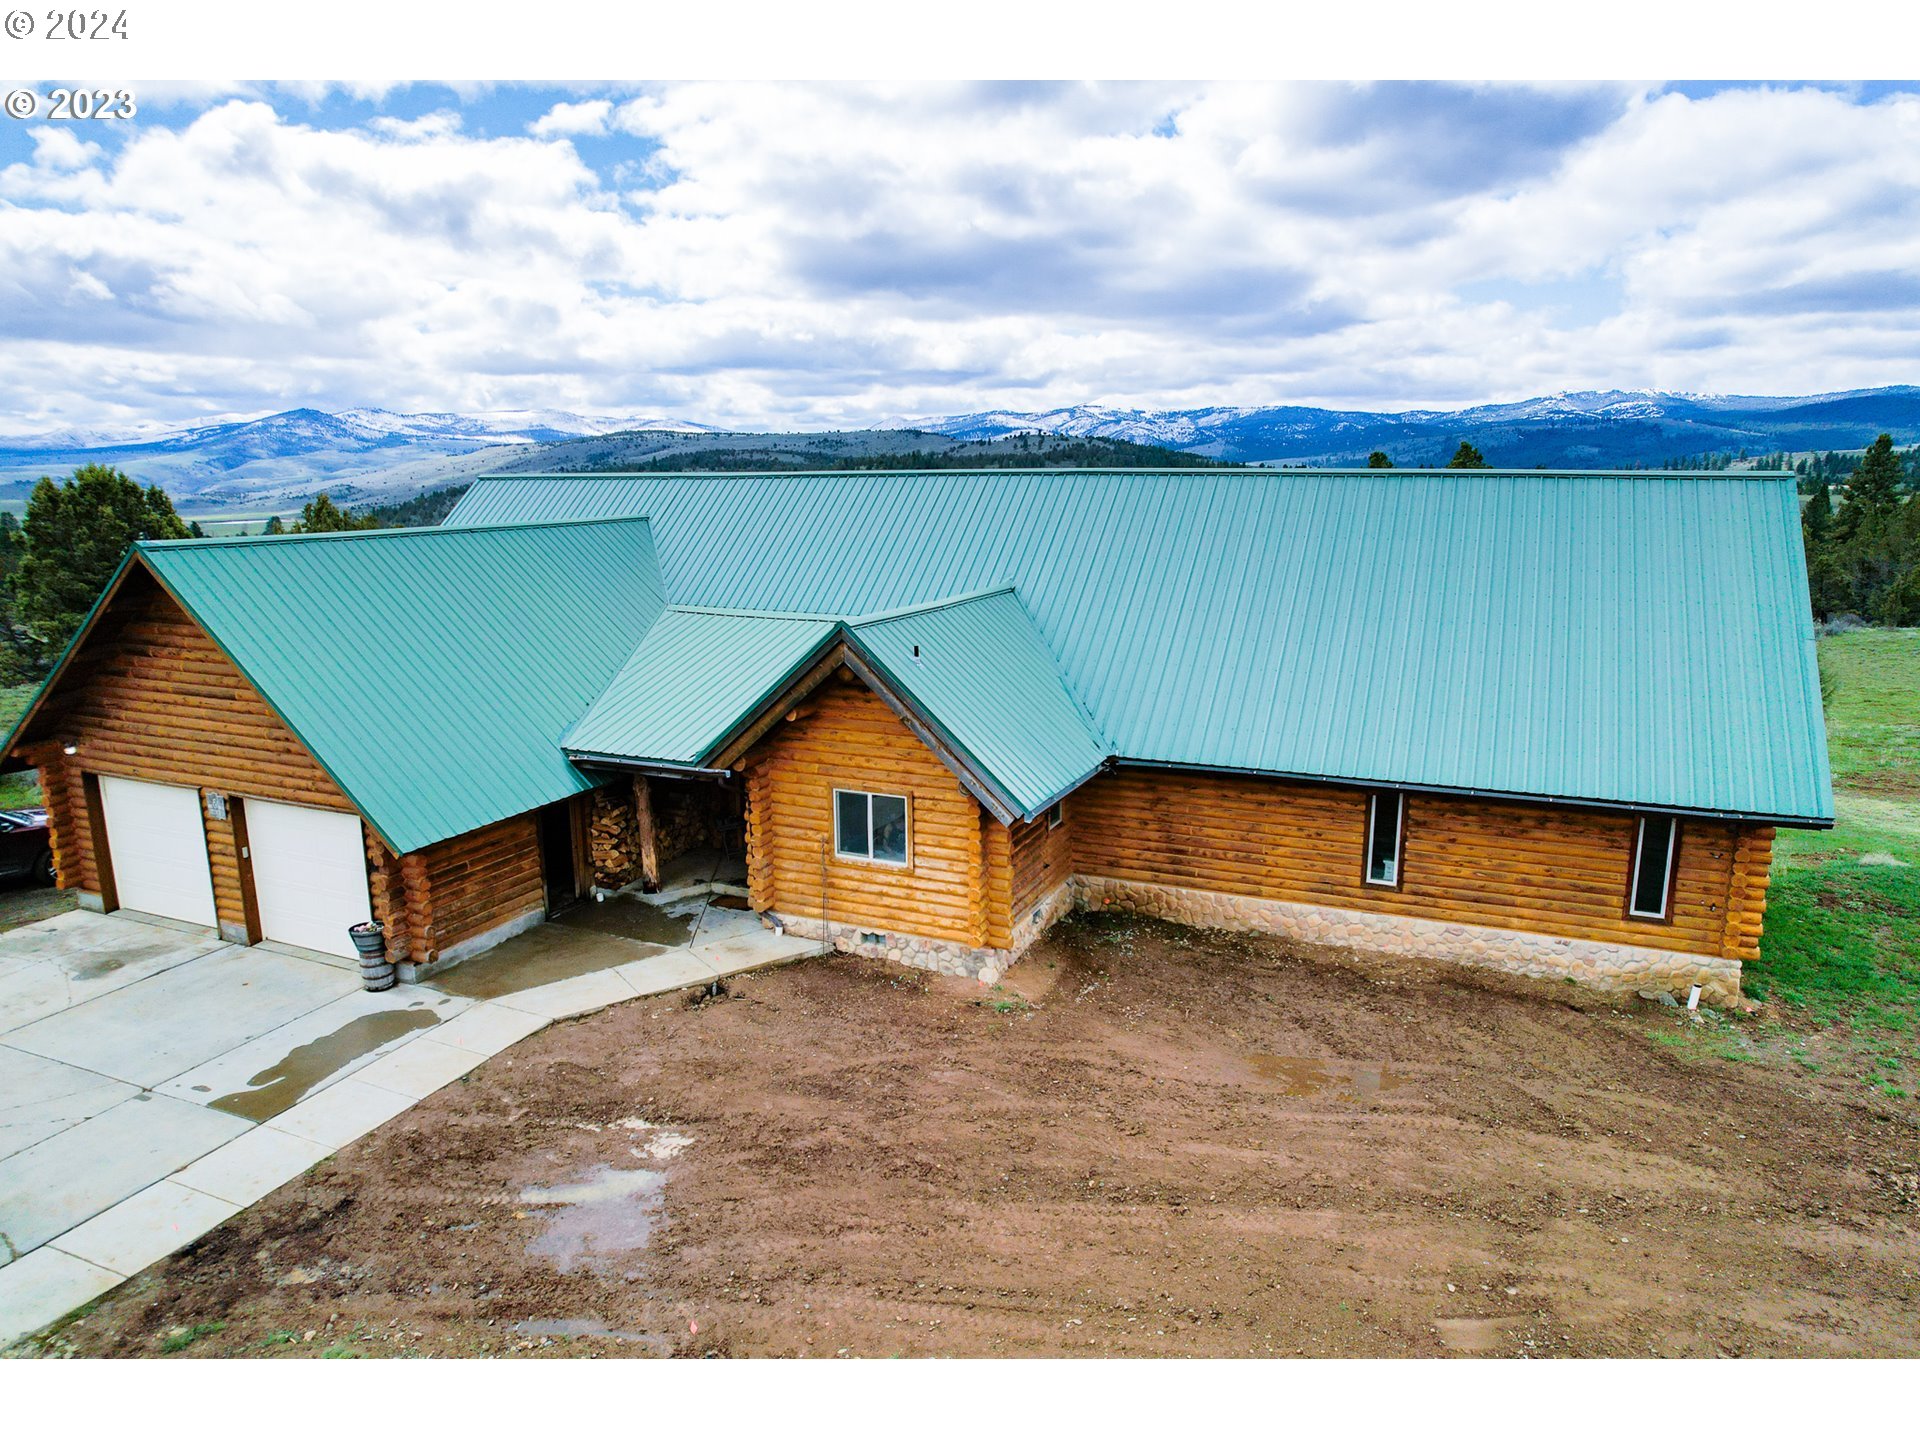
553, 894, 701, 946
1247, 1055, 1412, 1101
520, 1164, 669, 1275
511, 1317, 672, 1352
210, 1008, 442, 1122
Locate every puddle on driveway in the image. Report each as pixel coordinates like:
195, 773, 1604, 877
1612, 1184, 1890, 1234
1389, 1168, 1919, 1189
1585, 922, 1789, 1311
707, 894, 751, 911
430, 909, 689, 1000
1247, 1055, 1411, 1101
211, 1008, 442, 1121
520, 1165, 668, 1276
553, 894, 701, 946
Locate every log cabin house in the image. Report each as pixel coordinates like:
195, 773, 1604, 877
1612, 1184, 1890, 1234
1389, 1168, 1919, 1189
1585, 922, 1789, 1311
0, 468, 1832, 1003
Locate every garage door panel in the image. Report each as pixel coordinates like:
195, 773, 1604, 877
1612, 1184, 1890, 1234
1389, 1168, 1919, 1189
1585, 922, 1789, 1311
245, 800, 371, 959
97, 777, 218, 928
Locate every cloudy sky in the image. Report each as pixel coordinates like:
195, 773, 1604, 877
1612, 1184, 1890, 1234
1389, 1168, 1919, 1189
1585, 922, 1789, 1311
1, 80, 1917, 436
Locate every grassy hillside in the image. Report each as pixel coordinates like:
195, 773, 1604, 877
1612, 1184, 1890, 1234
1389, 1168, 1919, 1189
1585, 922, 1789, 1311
1745, 630, 1920, 1090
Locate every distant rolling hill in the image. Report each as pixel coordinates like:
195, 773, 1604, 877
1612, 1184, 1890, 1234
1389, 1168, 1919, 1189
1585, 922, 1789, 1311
3, 387, 1916, 512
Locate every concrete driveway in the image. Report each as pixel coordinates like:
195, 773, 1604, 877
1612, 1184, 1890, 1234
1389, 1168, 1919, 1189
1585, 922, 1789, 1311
0, 897, 819, 1345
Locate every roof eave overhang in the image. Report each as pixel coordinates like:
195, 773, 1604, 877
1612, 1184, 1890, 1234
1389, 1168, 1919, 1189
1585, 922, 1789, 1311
563, 750, 732, 780
1109, 757, 1833, 830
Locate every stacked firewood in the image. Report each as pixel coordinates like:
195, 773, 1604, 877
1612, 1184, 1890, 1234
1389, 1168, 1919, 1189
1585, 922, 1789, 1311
589, 788, 641, 887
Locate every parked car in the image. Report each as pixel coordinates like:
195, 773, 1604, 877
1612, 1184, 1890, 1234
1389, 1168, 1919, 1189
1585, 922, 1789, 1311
0, 807, 55, 885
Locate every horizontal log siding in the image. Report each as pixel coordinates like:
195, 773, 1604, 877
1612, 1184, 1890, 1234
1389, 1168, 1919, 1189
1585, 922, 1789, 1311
1071, 770, 1752, 958
408, 813, 545, 962
1011, 807, 1072, 915
27, 575, 358, 932
745, 676, 986, 945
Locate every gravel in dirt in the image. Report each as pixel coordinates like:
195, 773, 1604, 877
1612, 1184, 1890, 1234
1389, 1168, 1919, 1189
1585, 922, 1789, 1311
25, 913, 1920, 1358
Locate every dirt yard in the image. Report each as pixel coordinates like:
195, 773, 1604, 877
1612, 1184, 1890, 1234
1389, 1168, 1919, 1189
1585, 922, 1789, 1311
25, 913, 1920, 1358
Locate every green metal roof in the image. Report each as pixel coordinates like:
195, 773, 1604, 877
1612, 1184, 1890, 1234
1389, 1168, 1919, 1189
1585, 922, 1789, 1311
561, 588, 1105, 820
136, 519, 665, 853
450, 470, 1833, 825
850, 588, 1108, 818
563, 607, 837, 767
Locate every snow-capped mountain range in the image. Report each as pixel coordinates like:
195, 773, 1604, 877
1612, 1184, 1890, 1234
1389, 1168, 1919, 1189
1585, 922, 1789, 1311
2, 388, 1917, 507
0, 407, 718, 504
905, 387, 1920, 464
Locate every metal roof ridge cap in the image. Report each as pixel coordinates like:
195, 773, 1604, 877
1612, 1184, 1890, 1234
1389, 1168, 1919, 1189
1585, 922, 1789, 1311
666, 604, 843, 622
137, 513, 657, 550
849, 584, 1018, 627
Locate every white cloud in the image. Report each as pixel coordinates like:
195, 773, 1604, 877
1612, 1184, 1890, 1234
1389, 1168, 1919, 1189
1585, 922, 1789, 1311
531, 99, 613, 137
0, 82, 1916, 434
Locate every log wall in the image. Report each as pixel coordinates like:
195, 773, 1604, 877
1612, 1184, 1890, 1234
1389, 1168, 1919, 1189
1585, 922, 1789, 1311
19, 572, 355, 939
405, 812, 547, 961
11, 568, 548, 965
1070, 769, 1758, 959
743, 672, 987, 945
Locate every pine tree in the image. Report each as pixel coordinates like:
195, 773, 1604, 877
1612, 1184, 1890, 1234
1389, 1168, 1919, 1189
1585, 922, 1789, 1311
291, 492, 376, 533
11, 464, 188, 657
1803, 481, 1832, 550
1835, 434, 1903, 540
262, 515, 286, 535
1367, 451, 1393, 469
1446, 441, 1488, 469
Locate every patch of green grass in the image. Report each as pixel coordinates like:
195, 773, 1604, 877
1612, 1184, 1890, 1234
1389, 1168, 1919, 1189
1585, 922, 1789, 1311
1742, 631, 1920, 1084
0, 682, 43, 806
1816, 628, 1920, 791
1752, 856, 1920, 1025
320, 1343, 364, 1359
159, 1321, 225, 1353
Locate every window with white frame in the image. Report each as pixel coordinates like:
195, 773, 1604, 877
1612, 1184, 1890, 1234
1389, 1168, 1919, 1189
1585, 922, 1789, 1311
834, 788, 910, 866
1365, 790, 1404, 887
1628, 815, 1678, 919
1046, 800, 1065, 830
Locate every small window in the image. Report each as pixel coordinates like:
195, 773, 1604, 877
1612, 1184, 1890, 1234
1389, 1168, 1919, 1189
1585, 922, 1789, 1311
1365, 790, 1404, 887
1629, 815, 1678, 919
834, 788, 910, 866
1046, 801, 1064, 830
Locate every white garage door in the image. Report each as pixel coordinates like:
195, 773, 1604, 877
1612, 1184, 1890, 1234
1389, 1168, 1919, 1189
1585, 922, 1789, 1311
98, 776, 218, 928
245, 799, 373, 960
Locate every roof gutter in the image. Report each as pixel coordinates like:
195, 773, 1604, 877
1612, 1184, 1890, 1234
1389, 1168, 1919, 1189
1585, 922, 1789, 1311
564, 751, 733, 781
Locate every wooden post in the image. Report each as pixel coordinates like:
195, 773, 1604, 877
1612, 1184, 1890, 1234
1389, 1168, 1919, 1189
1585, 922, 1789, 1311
634, 775, 660, 892
228, 796, 263, 945
80, 771, 118, 913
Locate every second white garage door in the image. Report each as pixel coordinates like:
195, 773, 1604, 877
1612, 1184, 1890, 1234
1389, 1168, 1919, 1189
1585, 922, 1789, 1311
98, 776, 218, 928
246, 799, 372, 959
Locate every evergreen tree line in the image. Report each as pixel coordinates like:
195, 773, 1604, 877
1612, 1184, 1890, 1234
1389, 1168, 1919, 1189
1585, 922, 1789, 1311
1802, 435, 1920, 625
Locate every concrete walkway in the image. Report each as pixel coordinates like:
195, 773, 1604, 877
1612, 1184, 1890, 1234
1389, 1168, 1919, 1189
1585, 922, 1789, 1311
0, 898, 819, 1345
